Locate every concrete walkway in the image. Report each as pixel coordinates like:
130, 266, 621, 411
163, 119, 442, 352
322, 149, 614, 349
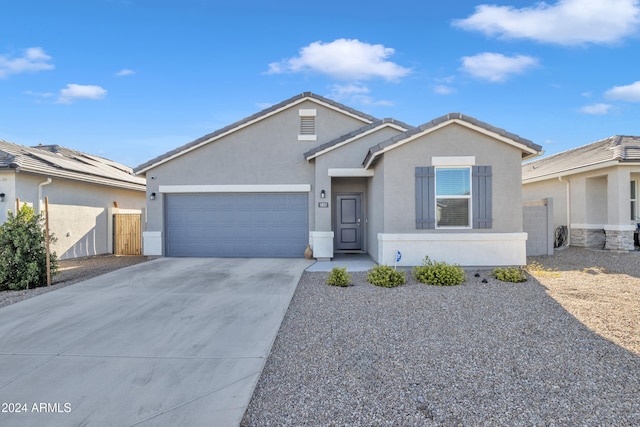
305, 253, 377, 272
0, 257, 312, 427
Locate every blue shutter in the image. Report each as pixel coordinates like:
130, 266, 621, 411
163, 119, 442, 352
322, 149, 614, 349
415, 167, 435, 229
472, 165, 492, 229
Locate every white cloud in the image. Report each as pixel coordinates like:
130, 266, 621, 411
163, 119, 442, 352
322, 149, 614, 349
0, 47, 54, 78
453, 0, 640, 45
605, 80, 640, 102
327, 84, 393, 106
267, 39, 411, 81
57, 84, 107, 104
24, 90, 54, 98
460, 52, 539, 82
580, 103, 613, 114
434, 85, 455, 94
115, 69, 135, 76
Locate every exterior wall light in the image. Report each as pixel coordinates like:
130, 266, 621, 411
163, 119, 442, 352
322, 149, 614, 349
150, 192, 156, 200
0, 193, 4, 202
320, 189, 326, 199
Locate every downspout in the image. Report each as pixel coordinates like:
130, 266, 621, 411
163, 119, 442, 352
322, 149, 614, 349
38, 178, 52, 215
558, 176, 570, 246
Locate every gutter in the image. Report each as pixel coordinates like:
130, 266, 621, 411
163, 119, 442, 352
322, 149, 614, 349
38, 178, 52, 214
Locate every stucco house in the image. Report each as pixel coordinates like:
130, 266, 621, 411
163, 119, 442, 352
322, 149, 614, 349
0, 141, 146, 259
135, 92, 541, 266
523, 135, 640, 251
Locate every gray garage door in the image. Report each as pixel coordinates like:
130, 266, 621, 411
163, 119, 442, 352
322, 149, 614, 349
165, 193, 308, 257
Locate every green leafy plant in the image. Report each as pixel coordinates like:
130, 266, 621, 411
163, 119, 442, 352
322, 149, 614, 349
366, 264, 406, 288
327, 266, 351, 287
413, 256, 465, 286
0, 204, 58, 290
492, 267, 527, 283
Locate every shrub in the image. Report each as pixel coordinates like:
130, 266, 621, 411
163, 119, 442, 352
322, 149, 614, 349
327, 266, 351, 287
413, 256, 465, 286
492, 267, 527, 283
0, 204, 58, 290
366, 264, 405, 288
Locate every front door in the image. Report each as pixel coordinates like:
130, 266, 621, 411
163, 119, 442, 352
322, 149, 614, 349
336, 193, 363, 251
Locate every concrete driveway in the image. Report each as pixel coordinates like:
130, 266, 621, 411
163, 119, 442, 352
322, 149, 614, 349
0, 257, 312, 426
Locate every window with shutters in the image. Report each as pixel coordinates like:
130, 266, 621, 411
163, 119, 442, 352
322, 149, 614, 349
435, 167, 471, 228
298, 109, 317, 141
416, 165, 492, 230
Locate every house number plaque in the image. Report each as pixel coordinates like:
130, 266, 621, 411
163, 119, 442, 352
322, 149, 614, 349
318, 202, 329, 208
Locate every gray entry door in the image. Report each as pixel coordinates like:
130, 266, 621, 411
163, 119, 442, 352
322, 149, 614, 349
165, 193, 308, 257
335, 193, 363, 251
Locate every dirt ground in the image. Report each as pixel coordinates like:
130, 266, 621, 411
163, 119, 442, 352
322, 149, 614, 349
527, 247, 640, 355
0, 248, 638, 357
0, 255, 151, 308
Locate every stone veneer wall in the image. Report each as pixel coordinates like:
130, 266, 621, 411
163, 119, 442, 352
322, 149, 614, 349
604, 230, 635, 251
570, 228, 606, 249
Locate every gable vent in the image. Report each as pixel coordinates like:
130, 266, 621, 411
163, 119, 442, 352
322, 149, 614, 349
300, 116, 315, 135
298, 108, 317, 141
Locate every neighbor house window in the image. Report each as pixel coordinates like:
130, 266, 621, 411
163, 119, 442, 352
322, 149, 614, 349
631, 180, 637, 221
435, 167, 471, 228
298, 109, 317, 141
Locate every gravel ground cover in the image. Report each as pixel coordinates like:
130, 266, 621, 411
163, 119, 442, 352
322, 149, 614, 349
0, 255, 150, 308
242, 247, 640, 426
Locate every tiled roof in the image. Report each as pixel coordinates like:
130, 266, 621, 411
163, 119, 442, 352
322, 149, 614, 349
363, 112, 542, 168
303, 118, 413, 160
522, 135, 640, 182
0, 140, 145, 191
134, 92, 379, 174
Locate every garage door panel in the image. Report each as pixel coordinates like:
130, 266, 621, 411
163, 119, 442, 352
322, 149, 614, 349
165, 193, 308, 257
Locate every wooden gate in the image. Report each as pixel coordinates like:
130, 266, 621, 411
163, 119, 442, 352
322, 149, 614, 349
113, 214, 142, 255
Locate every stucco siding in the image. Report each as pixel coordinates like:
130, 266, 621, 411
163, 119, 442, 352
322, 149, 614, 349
367, 158, 385, 263
144, 100, 371, 236
381, 123, 523, 233
523, 179, 568, 232
6, 173, 144, 259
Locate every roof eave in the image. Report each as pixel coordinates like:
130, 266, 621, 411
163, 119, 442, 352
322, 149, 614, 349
135, 92, 378, 174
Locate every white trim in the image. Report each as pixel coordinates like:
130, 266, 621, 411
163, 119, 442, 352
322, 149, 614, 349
365, 118, 539, 169
142, 231, 162, 256
604, 225, 636, 231
299, 109, 317, 117
377, 232, 528, 267
306, 122, 409, 160
136, 96, 374, 174
159, 184, 312, 193
569, 224, 636, 232
298, 135, 317, 141
522, 160, 620, 184
378, 233, 526, 242
571, 223, 606, 229
435, 166, 472, 229
328, 168, 375, 177
432, 156, 476, 166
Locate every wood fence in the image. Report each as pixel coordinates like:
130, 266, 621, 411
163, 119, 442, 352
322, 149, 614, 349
113, 214, 142, 255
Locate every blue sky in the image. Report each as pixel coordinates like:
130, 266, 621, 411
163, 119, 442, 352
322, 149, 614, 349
2, 0, 640, 168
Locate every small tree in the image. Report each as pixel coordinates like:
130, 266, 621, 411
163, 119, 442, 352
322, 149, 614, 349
0, 204, 58, 290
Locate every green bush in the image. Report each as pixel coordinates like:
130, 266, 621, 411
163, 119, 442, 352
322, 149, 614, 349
327, 266, 351, 287
0, 204, 58, 290
413, 256, 465, 286
492, 267, 527, 283
366, 264, 406, 288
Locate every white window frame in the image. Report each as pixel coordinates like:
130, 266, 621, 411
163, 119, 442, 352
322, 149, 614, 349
434, 166, 472, 229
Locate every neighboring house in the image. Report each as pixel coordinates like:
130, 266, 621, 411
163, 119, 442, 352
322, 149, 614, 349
135, 92, 541, 266
0, 141, 146, 259
523, 135, 640, 251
